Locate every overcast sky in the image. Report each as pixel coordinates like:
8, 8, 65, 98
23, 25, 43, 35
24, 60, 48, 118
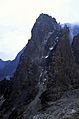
0, 0, 79, 61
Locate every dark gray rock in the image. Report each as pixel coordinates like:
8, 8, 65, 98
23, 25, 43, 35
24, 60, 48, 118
1, 14, 79, 119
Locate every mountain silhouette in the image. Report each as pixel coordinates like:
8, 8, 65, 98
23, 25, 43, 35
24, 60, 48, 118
0, 14, 79, 119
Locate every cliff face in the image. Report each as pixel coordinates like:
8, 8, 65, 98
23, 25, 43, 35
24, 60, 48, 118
40, 26, 79, 104
10, 14, 61, 105
72, 34, 79, 65
0, 14, 79, 119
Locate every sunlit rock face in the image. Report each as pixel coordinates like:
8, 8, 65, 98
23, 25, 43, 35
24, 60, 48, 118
0, 14, 79, 119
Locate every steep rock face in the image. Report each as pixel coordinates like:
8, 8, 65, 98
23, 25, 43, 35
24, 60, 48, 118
0, 14, 62, 119
72, 34, 79, 64
0, 79, 12, 98
22, 25, 79, 119
1, 14, 79, 119
40, 26, 79, 105
10, 14, 61, 105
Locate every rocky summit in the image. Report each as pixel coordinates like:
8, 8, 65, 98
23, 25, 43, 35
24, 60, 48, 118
0, 13, 79, 119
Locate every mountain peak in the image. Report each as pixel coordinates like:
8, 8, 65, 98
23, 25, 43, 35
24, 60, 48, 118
33, 13, 57, 28
36, 13, 56, 22
31, 13, 59, 42
1, 14, 79, 119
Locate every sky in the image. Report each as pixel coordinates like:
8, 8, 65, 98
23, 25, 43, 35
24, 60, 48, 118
0, 0, 79, 61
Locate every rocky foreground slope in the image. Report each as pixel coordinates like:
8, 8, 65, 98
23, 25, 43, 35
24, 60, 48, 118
0, 14, 79, 119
